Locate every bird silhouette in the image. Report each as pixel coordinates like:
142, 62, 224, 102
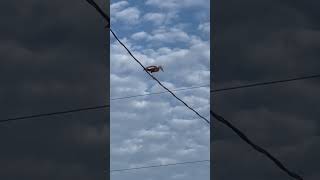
145, 65, 164, 73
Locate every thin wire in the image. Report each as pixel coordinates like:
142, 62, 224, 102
110, 159, 210, 173
111, 84, 209, 100
87, 2, 306, 179
0, 2, 304, 179
212, 74, 320, 93
85, 0, 210, 125
2, 72, 320, 125
0, 105, 109, 124
0, 84, 209, 124
111, 73, 320, 100
210, 111, 303, 180
85, 0, 110, 27
110, 25, 210, 126
85, 1, 304, 179
0, 0, 318, 128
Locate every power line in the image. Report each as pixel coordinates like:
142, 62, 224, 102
0, 0, 318, 128
110, 73, 320, 101
0, 1, 306, 178
104, 13, 210, 125
110, 159, 210, 173
109, 33, 210, 125
111, 84, 209, 100
85, 1, 304, 179
212, 74, 320, 93
85, 0, 209, 125
0, 84, 208, 124
5, 0, 318, 125
210, 111, 303, 180
0, 2, 307, 178
0, 105, 109, 124
2, 72, 320, 125
85, 0, 110, 27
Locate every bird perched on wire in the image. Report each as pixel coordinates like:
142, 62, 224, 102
144, 65, 164, 73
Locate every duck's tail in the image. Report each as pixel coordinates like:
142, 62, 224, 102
159, 66, 164, 72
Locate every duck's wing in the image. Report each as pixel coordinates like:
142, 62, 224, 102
146, 66, 157, 71
146, 65, 157, 69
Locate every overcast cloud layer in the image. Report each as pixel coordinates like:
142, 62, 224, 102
212, 0, 320, 179
110, 1, 210, 180
0, 0, 108, 179
1, 1, 317, 180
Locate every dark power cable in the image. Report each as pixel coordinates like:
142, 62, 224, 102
110, 160, 210, 173
85, 0, 210, 125
212, 74, 320, 93
85, 0, 110, 27
0, 105, 109, 124
86, 2, 304, 179
210, 111, 303, 180
2, 72, 320, 125
110, 29, 210, 125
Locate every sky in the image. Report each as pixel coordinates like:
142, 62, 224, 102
110, 0, 210, 180
1, 0, 320, 180
212, 0, 320, 179
0, 0, 108, 179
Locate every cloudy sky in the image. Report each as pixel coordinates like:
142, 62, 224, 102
110, 0, 210, 180
212, 0, 320, 179
1, 0, 320, 180
0, 0, 108, 179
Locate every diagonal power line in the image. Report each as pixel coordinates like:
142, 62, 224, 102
211, 111, 303, 180
0, 1, 317, 125
110, 160, 210, 173
111, 29, 210, 125
0, 105, 109, 124
0, 1, 306, 179
212, 74, 320, 93
0, 2, 308, 178
85, 1, 304, 179
86, 0, 110, 27
85, 0, 210, 125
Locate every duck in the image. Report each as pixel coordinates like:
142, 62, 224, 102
145, 65, 164, 73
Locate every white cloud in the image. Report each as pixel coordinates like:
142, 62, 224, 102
171, 173, 188, 179
169, 118, 197, 129
111, 1, 141, 24
149, 81, 177, 92
110, 1, 129, 12
130, 27, 191, 44
185, 70, 210, 85
142, 12, 178, 25
131, 31, 149, 40
115, 7, 141, 24
146, 0, 209, 9
143, 13, 166, 25
136, 128, 170, 139
198, 22, 210, 34
110, 74, 148, 98
113, 138, 144, 155
176, 147, 196, 156
152, 28, 190, 42
154, 157, 177, 165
